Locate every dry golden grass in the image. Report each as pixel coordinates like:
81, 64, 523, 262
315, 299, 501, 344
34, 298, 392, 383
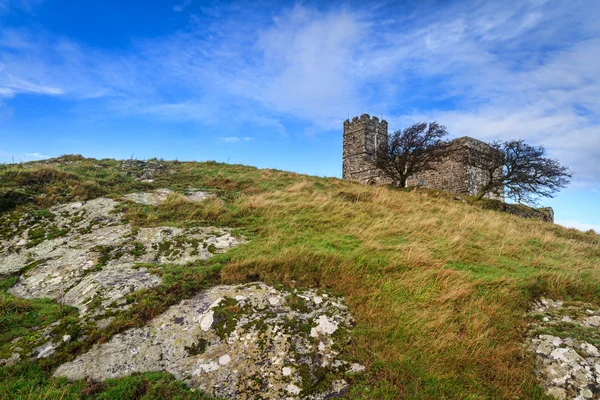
209, 176, 599, 399
2, 159, 598, 399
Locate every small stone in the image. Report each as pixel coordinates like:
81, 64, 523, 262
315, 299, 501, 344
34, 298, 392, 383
549, 347, 584, 363
581, 343, 600, 357
0, 352, 21, 367
584, 316, 600, 327
194, 362, 220, 374
268, 296, 280, 306
282, 367, 291, 376
310, 315, 339, 337
36, 343, 55, 359
286, 384, 301, 395
200, 311, 214, 331
63, 334, 71, 343
349, 363, 365, 373
313, 296, 323, 305
218, 355, 231, 365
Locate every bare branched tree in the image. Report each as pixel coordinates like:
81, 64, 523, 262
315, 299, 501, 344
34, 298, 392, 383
472, 139, 572, 204
375, 122, 450, 187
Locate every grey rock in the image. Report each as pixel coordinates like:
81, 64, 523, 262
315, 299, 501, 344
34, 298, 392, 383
3, 199, 243, 318
123, 189, 214, 206
54, 283, 358, 399
528, 297, 600, 399
0, 352, 21, 366
123, 189, 174, 205
118, 159, 170, 181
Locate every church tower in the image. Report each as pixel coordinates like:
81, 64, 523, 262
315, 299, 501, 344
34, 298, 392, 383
342, 113, 389, 184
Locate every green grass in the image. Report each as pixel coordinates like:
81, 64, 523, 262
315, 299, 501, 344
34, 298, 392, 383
1, 157, 599, 399
0, 275, 80, 360
0, 364, 213, 400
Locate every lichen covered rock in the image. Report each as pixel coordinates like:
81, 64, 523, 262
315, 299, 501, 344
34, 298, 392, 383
528, 298, 600, 399
54, 282, 362, 399
1, 197, 242, 318
118, 159, 170, 181
123, 188, 214, 205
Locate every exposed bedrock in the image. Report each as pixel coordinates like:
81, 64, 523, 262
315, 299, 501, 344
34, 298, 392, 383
54, 282, 363, 399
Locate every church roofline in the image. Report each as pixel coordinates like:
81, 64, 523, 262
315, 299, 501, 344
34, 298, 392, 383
451, 136, 489, 145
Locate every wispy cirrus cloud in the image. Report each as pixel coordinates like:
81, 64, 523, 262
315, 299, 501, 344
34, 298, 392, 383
173, 0, 192, 12
0, 0, 44, 15
0, 71, 64, 97
0, 0, 599, 187
219, 136, 251, 143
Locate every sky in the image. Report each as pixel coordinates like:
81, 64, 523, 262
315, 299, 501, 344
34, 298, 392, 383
0, 0, 598, 232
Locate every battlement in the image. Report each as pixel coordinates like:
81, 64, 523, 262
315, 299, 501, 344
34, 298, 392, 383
342, 114, 390, 184
343, 114, 388, 130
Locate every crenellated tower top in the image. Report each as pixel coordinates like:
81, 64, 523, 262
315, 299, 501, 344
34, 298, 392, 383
342, 113, 390, 184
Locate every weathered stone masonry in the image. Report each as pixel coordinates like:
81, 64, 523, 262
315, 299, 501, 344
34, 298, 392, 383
407, 137, 505, 201
342, 114, 504, 201
342, 114, 389, 185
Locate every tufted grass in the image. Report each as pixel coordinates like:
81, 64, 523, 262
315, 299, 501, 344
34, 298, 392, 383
0, 157, 599, 399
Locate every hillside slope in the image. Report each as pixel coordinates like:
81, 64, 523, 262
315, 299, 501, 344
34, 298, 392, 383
1, 156, 599, 399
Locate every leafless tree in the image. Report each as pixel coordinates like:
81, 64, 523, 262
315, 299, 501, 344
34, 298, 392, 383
375, 122, 450, 187
472, 139, 571, 204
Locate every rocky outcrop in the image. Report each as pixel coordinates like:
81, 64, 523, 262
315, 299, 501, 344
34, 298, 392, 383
54, 282, 362, 399
1, 197, 241, 317
528, 298, 600, 399
478, 199, 554, 222
0, 193, 243, 362
123, 188, 214, 205
118, 159, 171, 182
1, 190, 363, 398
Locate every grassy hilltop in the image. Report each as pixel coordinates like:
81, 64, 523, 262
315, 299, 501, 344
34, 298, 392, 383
1, 156, 599, 399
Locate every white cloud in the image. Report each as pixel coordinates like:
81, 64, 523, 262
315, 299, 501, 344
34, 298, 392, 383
0, 73, 64, 97
0, 0, 44, 15
0, 150, 50, 163
239, 5, 365, 127
23, 152, 49, 158
0, 0, 599, 189
556, 220, 600, 234
219, 136, 251, 143
372, 1, 600, 189
173, 0, 191, 12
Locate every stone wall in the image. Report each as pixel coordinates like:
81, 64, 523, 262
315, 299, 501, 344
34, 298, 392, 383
342, 114, 390, 184
460, 137, 504, 200
406, 159, 469, 195
478, 200, 554, 222
406, 137, 504, 201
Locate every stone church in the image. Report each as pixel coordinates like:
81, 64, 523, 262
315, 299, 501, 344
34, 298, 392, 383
342, 113, 504, 200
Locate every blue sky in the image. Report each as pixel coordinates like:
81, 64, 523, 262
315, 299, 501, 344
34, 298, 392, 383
0, 0, 599, 231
